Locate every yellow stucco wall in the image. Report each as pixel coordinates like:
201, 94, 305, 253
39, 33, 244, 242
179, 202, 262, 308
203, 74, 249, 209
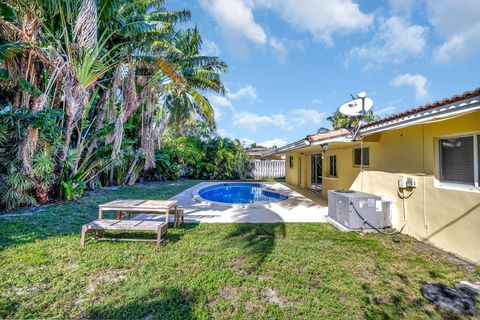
285, 111, 480, 263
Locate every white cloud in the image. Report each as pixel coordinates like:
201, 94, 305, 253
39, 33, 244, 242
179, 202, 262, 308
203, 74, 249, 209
433, 27, 480, 63
259, 0, 374, 47
426, 0, 480, 63
239, 137, 256, 146
201, 0, 371, 62
209, 95, 233, 120
233, 112, 288, 132
290, 108, 325, 126
210, 95, 233, 109
239, 137, 287, 148
226, 85, 257, 101
208, 84, 257, 119
374, 106, 397, 116
258, 138, 287, 148
392, 74, 428, 100
388, 0, 416, 17
202, 39, 221, 56
233, 108, 325, 132
217, 129, 235, 138
348, 16, 427, 67
199, 0, 267, 45
268, 37, 289, 63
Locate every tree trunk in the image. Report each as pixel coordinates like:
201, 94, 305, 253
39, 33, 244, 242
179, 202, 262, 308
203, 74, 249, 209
84, 90, 108, 160
155, 111, 170, 150
18, 94, 48, 176
124, 155, 139, 185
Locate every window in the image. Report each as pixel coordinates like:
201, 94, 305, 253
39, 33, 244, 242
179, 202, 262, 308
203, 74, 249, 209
439, 135, 479, 187
289, 156, 294, 168
353, 147, 370, 166
329, 155, 337, 177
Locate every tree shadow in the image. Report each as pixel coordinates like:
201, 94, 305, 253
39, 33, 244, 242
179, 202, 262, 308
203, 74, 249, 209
0, 180, 199, 250
84, 287, 196, 320
224, 222, 286, 274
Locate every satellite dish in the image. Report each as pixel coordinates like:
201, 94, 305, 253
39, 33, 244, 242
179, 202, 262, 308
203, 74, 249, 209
338, 97, 373, 116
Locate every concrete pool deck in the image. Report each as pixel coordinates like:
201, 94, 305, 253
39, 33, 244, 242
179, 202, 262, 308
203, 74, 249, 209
135, 182, 328, 223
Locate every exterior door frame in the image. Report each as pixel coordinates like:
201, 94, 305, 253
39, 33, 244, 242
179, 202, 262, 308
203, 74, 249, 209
310, 153, 322, 192
298, 154, 302, 186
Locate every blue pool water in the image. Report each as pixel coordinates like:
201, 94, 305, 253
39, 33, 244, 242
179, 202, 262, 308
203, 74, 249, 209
198, 183, 287, 204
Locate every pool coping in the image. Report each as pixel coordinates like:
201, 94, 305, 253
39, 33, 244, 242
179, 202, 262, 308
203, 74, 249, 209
192, 182, 290, 209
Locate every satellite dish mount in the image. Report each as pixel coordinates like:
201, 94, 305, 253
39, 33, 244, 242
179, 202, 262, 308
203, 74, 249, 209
338, 91, 373, 140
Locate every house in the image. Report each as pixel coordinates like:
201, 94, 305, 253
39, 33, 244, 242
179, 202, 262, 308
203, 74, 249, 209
246, 147, 285, 160
266, 87, 480, 264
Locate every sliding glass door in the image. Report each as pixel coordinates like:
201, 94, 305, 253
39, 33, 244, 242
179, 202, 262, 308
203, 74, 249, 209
310, 154, 322, 192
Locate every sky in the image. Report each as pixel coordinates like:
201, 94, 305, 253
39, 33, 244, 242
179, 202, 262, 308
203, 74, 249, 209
168, 0, 480, 148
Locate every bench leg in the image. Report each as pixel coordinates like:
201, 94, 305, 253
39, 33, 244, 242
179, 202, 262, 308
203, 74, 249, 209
174, 210, 184, 228
156, 224, 168, 248
80, 226, 88, 247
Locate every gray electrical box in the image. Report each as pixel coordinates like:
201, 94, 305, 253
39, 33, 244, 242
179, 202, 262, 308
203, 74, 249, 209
328, 190, 392, 230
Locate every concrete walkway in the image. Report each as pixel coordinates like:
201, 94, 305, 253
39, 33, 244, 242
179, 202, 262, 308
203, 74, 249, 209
136, 182, 328, 224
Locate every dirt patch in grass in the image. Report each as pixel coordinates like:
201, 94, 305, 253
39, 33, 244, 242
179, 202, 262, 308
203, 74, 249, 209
264, 287, 295, 308
257, 270, 273, 281
219, 286, 243, 302
12, 284, 49, 296
87, 269, 129, 292
229, 256, 249, 276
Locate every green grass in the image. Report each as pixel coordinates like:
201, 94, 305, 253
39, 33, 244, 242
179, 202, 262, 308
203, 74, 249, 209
0, 180, 478, 319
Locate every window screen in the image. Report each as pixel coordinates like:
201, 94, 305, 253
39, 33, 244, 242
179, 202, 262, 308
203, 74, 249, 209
289, 156, 294, 168
354, 147, 370, 166
329, 155, 337, 177
440, 136, 474, 184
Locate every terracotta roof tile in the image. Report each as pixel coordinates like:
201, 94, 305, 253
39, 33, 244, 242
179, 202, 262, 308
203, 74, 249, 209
306, 128, 351, 142
362, 87, 480, 128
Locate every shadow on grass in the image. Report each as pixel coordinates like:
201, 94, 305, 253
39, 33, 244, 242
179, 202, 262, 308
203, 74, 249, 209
224, 223, 286, 274
0, 180, 200, 250
85, 287, 196, 320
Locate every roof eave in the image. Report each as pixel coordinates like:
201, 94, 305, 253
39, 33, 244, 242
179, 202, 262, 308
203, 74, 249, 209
360, 95, 480, 136
263, 139, 310, 156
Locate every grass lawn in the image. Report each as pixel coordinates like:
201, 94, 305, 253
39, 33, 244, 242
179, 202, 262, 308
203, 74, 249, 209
0, 180, 478, 319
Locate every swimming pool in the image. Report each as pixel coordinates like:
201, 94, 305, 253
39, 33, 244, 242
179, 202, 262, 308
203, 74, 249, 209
197, 183, 287, 205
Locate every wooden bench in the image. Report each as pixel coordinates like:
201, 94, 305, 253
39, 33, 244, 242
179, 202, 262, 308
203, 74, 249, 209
80, 219, 168, 248
118, 208, 185, 228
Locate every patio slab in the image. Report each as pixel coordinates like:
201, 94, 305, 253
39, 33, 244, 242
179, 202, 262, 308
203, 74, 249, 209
135, 182, 328, 223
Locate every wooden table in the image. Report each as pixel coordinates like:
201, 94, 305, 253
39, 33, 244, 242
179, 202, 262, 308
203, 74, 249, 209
98, 200, 178, 225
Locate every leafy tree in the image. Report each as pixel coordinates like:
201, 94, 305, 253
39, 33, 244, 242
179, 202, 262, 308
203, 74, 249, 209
325, 94, 379, 130
0, 0, 227, 210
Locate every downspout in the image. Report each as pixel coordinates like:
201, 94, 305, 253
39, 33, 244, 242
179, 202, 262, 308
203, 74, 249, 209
422, 124, 428, 235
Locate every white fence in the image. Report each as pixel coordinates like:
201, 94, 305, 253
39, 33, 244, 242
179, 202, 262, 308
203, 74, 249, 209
250, 160, 285, 180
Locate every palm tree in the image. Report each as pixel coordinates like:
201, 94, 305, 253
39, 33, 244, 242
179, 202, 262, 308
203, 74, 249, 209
0, 0, 227, 209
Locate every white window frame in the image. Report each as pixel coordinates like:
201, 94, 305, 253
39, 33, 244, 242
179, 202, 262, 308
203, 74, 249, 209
353, 146, 370, 167
328, 155, 337, 177
289, 156, 294, 168
436, 132, 479, 191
